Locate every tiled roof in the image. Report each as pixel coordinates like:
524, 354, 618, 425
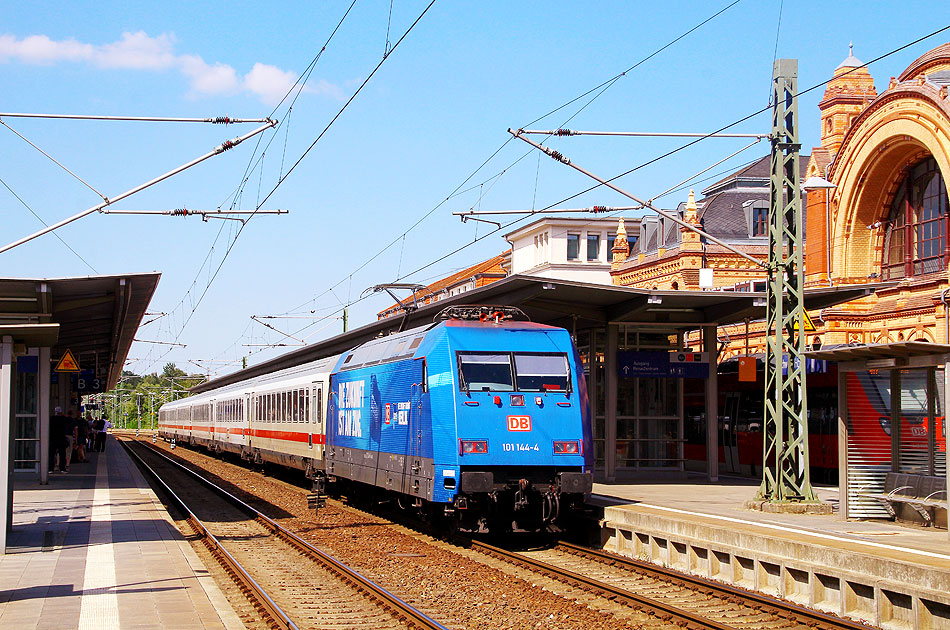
702, 154, 810, 196
898, 42, 950, 81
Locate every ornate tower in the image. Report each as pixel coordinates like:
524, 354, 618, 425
611, 217, 629, 269
680, 190, 702, 253
818, 44, 877, 155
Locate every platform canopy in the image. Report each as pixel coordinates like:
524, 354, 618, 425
195, 274, 885, 393
0, 273, 161, 390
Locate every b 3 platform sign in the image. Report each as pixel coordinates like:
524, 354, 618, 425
55, 349, 80, 372
73, 370, 104, 393
617, 350, 709, 379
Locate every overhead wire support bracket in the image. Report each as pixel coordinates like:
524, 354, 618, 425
508, 128, 767, 269
0, 112, 273, 124
519, 128, 769, 139
454, 205, 641, 223
0, 119, 277, 254
458, 214, 501, 229
132, 338, 187, 348
250, 315, 307, 344
99, 208, 288, 224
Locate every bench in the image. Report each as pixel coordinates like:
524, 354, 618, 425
862, 472, 948, 525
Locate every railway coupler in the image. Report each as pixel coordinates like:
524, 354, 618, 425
307, 475, 328, 513
513, 478, 531, 512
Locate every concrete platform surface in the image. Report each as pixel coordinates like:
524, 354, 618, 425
592, 475, 950, 565
0, 436, 246, 630
592, 474, 950, 629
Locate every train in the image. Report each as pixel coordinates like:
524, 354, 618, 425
685, 358, 945, 482
158, 305, 594, 532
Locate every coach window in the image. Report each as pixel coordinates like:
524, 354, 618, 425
293, 390, 300, 423
303, 389, 310, 423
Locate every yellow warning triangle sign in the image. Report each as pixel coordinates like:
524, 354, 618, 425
55, 349, 80, 372
793, 310, 817, 333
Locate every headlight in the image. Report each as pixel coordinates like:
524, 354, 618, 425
553, 440, 580, 455
459, 439, 488, 454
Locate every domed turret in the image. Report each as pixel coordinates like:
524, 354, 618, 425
818, 43, 877, 155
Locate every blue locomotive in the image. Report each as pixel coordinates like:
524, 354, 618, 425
160, 306, 593, 531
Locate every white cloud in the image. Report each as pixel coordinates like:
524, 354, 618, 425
0, 34, 93, 64
0, 31, 340, 105
243, 63, 299, 106
95, 31, 176, 69
307, 78, 345, 102
179, 54, 240, 96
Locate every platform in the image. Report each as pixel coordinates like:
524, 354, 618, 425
593, 476, 950, 630
0, 436, 245, 630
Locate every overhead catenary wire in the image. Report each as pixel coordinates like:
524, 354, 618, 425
130, 0, 433, 375
201, 17, 950, 369
356, 23, 950, 306
0, 120, 277, 254
0, 118, 108, 201
0, 175, 98, 273
509, 129, 766, 267
270, 0, 746, 321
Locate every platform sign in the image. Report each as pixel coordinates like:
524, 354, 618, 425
74, 369, 104, 392
618, 351, 709, 379
55, 348, 80, 372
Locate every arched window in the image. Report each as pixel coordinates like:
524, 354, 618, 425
883, 157, 949, 279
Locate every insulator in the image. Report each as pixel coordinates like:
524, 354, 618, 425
592, 206, 607, 213
556, 128, 573, 136
212, 116, 231, 124
220, 140, 234, 152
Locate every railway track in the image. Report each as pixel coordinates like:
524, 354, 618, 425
139, 437, 879, 630
121, 439, 450, 630
467, 539, 876, 630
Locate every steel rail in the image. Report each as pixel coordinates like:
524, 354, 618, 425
125, 438, 450, 630
120, 439, 298, 630
556, 541, 875, 630
470, 539, 736, 630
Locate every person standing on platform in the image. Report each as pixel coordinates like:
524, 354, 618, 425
85, 413, 95, 450
95, 415, 110, 452
63, 409, 78, 469
75, 412, 89, 463
49, 406, 68, 473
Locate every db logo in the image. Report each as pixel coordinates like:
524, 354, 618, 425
507, 415, 531, 431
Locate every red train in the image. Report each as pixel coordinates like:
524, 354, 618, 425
684, 359, 945, 483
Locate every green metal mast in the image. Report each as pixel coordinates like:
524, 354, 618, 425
758, 59, 818, 503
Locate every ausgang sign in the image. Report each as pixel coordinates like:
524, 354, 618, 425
617, 351, 709, 379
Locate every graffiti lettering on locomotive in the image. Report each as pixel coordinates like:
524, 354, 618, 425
337, 379, 364, 438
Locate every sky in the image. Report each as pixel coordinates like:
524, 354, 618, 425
2, 1, 950, 379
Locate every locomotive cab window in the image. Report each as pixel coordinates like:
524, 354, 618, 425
514, 353, 571, 392
458, 353, 514, 392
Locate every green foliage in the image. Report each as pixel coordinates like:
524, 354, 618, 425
99, 363, 205, 429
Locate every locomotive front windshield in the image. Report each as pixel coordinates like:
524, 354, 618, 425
458, 353, 513, 391
458, 352, 570, 393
